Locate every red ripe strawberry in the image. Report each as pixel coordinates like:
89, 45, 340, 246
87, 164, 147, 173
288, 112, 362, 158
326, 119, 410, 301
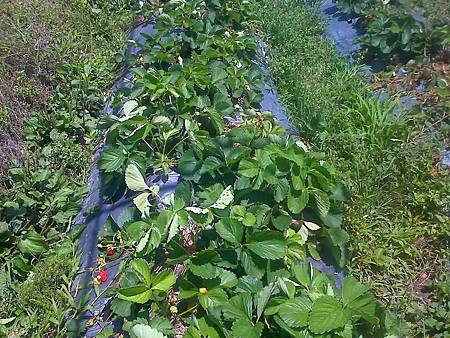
106, 247, 116, 256
98, 270, 108, 283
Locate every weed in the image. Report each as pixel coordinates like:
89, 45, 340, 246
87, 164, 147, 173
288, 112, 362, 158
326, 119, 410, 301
0, 0, 136, 335
0, 0, 134, 175
0, 249, 78, 336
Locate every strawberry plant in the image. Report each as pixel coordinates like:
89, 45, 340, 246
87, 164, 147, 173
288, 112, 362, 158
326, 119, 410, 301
335, 0, 448, 61
358, 10, 447, 60
74, 0, 396, 336
93, 123, 385, 336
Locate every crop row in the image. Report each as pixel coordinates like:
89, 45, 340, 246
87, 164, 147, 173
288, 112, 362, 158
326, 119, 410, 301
74, 0, 398, 337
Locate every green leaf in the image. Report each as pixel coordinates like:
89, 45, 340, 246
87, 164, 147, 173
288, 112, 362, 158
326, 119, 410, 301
291, 164, 304, 190
293, 261, 311, 288
184, 326, 201, 338
131, 324, 166, 338
231, 319, 263, 338
152, 270, 176, 291
329, 228, 349, 246
148, 316, 174, 335
177, 150, 201, 180
125, 164, 149, 192
200, 156, 223, 175
17, 231, 48, 255
110, 298, 134, 317
402, 29, 411, 45
190, 263, 221, 279
240, 249, 266, 279
99, 148, 125, 172
133, 192, 151, 216
278, 298, 312, 328
390, 21, 401, 33
185, 206, 209, 214
342, 276, 369, 305
248, 204, 271, 227
243, 212, 257, 227
239, 159, 260, 178
263, 164, 278, 184
123, 100, 139, 116
220, 270, 238, 288
346, 292, 378, 324
311, 189, 330, 218
216, 218, 243, 244
275, 178, 289, 202
196, 317, 220, 338
273, 315, 304, 337
227, 146, 252, 164
131, 259, 152, 286
321, 212, 343, 228
370, 35, 382, 47
331, 182, 351, 202
256, 284, 274, 320
287, 188, 308, 214
167, 213, 180, 243
199, 288, 228, 309
211, 68, 228, 84
152, 115, 173, 129
136, 230, 150, 253
179, 280, 198, 299
304, 221, 320, 231
277, 278, 296, 299
272, 214, 292, 231
0, 317, 15, 325
247, 231, 287, 259
335, 323, 353, 338
118, 285, 152, 304
223, 293, 253, 321
308, 296, 350, 334
210, 185, 233, 209
307, 243, 321, 261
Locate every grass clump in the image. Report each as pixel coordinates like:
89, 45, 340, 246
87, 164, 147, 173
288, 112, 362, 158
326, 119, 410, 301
0, 250, 78, 337
256, 0, 449, 334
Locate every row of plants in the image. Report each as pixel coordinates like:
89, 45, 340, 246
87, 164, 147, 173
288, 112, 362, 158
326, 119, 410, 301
336, 0, 449, 61
73, 0, 406, 336
256, 0, 449, 336
0, 0, 137, 336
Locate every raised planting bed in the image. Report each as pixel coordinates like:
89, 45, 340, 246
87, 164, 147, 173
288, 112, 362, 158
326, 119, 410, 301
67, 1, 399, 337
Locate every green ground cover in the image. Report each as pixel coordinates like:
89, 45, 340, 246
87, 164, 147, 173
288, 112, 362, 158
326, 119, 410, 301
256, 0, 449, 335
0, 0, 135, 335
